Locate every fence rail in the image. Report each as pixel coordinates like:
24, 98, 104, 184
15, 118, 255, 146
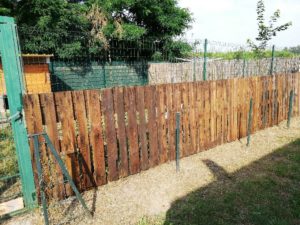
23, 73, 300, 200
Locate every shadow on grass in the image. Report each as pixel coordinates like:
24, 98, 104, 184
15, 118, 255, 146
164, 139, 300, 225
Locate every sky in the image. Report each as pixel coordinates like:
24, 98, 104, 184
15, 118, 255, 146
178, 0, 300, 47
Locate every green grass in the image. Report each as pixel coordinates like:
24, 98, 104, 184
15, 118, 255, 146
138, 139, 300, 225
0, 126, 18, 178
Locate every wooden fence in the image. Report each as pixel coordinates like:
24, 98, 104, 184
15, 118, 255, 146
23, 73, 300, 200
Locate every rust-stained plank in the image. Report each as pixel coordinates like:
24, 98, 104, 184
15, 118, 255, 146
86, 90, 106, 186
40, 93, 64, 199
166, 84, 175, 160
101, 89, 119, 181
54, 91, 77, 196
135, 86, 149, 170
113, 87, 129, 177
156, 84, 168, 163
72, 91, 92, 190
124, 87, 140, 174
145, 86, 159, 167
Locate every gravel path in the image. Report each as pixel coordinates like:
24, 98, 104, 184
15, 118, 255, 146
5, 117, 300, 225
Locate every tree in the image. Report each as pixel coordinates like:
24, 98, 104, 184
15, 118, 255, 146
14, 0, 91, 57
286, 46, 300, 55
0, 0, 18, 16
1, 0, 192, 58
86, 0, 192, 40
247, 0, 292, 58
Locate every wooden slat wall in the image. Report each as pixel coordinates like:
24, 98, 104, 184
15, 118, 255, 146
23, 73, 300, 200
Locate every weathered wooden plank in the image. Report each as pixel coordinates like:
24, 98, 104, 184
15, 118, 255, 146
181, 83, 190, 156
72, 91, 92, 190
23, 94, 47, 198
241, 78, 248, 138
223, 79, 229, 143
216, 80, 222, 145
54, 91, 77, 196
124, 87, 140, 174
136, 87, 149, 170
166, 84, 175, 160
172, 84, 182, 156
277, 75, 283, 123
203, 81, 211, 149
229, 79, 238, 141
113, 87, 129, 177
157, 84, 168, 163
39, 93, 64, 199
85, 90, 106, 186
101, 89, 119, 181
196, 82, 205, 151
209, 81, 217, 147
135, 86, 149, 170
188, 82, 197, 154
145, 86, 159, 167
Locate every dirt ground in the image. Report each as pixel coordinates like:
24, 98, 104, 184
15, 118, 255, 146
4, 117, 300, 225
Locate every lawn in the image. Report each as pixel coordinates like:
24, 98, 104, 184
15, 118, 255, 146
138, 139, 300, 225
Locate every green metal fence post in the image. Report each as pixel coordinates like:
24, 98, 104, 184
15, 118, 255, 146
33, 136, 49, 225
203, 39, 208, 81
287, 90, 294, 128
43, 133, 91, 216
175, 112, 180, 172
247, 98, 253, 147
0, 16, 37, 208
270, 45, 275, 75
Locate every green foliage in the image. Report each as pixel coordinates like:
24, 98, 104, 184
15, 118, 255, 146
163, 40, 193, 59
87, 0, 192, 40
247, 0, 292, 58
151, 51, 163, 61
193, 50, 295, 60
0, 127, 18, 177
1, 0, 192, 58
0, 0, 17, 16
286, 46, 300, 55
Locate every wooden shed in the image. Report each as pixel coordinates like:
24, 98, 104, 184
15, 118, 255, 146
0, 54, 53, 95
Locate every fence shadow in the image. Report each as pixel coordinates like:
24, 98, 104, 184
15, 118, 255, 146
164, 139, 300, 225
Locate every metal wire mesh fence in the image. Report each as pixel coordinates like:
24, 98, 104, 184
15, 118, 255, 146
0, 94, 23, 216
15, 27, 300, 93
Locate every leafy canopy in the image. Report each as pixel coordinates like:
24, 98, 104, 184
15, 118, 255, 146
1, 0, 192, 58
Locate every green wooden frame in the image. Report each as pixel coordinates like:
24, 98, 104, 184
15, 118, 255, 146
0, 16, 37, 209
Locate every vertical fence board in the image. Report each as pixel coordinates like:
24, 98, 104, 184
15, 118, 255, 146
145, 86, 159, 166
72, 91, 92, 190
157, 85, 168, 163
135, 86, 149, 170
23, 95, 46, 198
209, 81, 217, 147
166, 85, 175, 160
223, 80, 229, 142
86, 90, 106, 186
196, 82, 204, 151
181, 83, 190, 156
188, 83, 197, 154
54, 92, 77, 196
113, 87, 129, 177
172, 84, 182, 156
102, 89, 119, 181
39, 93, 63, 199
124, 87, 140, 175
